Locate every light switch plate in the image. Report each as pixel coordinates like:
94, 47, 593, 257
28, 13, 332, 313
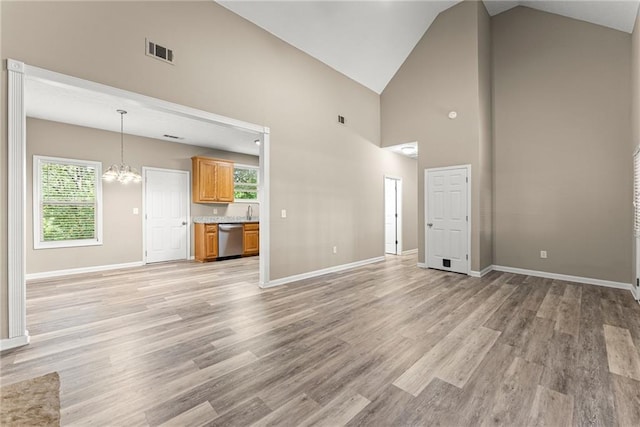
281, 209, 287, 218
133, 208, 139, 215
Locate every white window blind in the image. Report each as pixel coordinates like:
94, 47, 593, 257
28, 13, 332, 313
234, 164, 259, 202
635, 150, 640, 237
34, 156, 103, 249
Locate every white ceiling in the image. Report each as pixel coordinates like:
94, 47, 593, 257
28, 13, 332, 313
218, 0, 640, 94
25, 77, 261, 156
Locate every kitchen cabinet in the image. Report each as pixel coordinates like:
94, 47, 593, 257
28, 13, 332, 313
195, 223, 218, 262
192, 156, 234, 203
243, 223, 259, 256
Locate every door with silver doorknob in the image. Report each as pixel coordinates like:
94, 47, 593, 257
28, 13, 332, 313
425, 167, 469, 275
144, 168, 190, 263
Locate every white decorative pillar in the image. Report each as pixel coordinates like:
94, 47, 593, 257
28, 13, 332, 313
6, 59, 28, 345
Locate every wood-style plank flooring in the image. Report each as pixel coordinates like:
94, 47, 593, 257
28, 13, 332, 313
2, 254, 640, 426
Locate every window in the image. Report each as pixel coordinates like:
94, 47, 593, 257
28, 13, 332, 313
234, 164, 259, 202
33, 156, 103, 249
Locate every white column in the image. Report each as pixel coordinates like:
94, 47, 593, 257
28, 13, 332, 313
259, 128, 270, 287
6, 59, 28, 343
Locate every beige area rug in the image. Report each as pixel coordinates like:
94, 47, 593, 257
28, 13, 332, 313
0, 372, 60, 426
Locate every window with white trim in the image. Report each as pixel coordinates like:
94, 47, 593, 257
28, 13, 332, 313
33, 156, 103, 249
234, 164, 259, 202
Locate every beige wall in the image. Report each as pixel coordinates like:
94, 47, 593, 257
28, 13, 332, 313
1, 1, 418, 338
381, 0, 492, 272
492, 7, 632, 283
26, 118, 259, 274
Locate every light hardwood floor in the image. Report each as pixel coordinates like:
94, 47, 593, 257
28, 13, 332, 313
2, 254, 640, 426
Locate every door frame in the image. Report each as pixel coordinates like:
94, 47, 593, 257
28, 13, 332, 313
384, 175, 403, 255
424, 164, 471, 275
142, 167, 191, 264
4, 58, 271, 350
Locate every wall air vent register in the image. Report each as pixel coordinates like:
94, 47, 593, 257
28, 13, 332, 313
146, 38, 174, 64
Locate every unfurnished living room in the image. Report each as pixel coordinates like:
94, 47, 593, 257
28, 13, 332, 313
1, 0, 640, 425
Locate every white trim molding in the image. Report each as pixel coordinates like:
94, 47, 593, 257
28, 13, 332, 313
417, 262, 428, 269
262, 256, 385, 288
7, 59, 27, 341
402, 248, 418, 255
0, 334, 30, 352
26, 261, 145, 281
492, 265, 632, 291
470, 265, 493, 278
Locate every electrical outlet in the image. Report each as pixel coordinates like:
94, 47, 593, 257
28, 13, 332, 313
213, 208, 218, 215
333, 246, 338, 254
540, 250, 547, 259
281, 209, 287, 218
133, 208, 139, 215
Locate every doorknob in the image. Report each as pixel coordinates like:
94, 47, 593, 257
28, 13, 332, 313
182, 221, 187, 226
427, 223, 433, 228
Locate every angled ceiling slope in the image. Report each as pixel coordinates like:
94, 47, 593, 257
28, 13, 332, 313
218, 0, 640, 94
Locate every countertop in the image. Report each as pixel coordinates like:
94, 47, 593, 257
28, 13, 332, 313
193, 216, 259, 224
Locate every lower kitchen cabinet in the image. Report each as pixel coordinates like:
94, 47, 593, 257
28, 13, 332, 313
243, 223, 259, 256
195, 223, 218, 262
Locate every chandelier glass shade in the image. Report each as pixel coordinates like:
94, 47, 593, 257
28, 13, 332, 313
102, 110, 141, 184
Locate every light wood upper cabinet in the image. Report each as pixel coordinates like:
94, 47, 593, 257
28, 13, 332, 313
192, 156, 235, 203
215, 161, 235, 203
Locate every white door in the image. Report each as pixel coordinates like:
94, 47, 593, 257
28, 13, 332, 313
426, 167, 469, 274
145, 168, 189, 263
385, 177, 401, 254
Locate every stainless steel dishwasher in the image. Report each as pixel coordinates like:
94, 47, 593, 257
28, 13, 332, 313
218, 224, 244, 258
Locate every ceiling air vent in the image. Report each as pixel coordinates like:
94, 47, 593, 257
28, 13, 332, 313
163, 134, 184, 140
146, 38, 174, 64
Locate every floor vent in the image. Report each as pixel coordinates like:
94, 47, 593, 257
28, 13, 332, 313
146, 38, 174, 65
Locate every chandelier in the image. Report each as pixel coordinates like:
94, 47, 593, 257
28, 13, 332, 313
102, 110, 141, 184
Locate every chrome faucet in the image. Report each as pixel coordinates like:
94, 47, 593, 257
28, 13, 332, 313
247, 204, 253, 220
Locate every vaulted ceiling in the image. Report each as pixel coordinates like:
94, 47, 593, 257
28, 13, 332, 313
218, 0, 640, 94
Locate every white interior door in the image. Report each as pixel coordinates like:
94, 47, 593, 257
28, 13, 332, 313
145, 168, 189, 263
385, 177, 402, 255
426, 167, 469, 274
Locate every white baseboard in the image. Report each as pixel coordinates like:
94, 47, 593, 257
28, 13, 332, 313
417, 262, 428, 269
402, 249, 418, 255
262, 256, 385, 288
0, 334, 30, 352
632, 284, 640, 301
491, 265, 632, 291
470, 265, 493, 278
26, 261, 144, 281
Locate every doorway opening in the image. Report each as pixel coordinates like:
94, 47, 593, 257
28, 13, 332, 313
424, 165, 471, 275
4, 59, 271, 350
384, 176, 402, 255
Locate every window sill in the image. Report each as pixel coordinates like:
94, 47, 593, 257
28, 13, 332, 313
34, 240, 103, 250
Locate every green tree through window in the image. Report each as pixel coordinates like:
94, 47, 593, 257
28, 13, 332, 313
35, 156, 102, 248
234, 166, 258, 201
